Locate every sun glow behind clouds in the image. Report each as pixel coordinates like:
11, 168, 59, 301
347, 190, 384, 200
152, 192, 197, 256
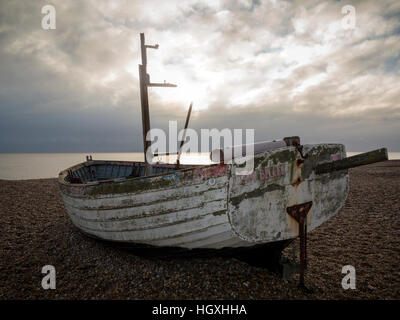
102, 72, 117, 85
52, 0, 399, 118
150, 83, 211, 111
125, 60, 212, 110
121, 23, 340, 111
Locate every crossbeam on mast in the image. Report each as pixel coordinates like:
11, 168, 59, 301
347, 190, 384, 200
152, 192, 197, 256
147, 82, 177, 87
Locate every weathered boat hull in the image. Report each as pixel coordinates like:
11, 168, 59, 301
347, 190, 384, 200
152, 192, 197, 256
228, 143, 348, 243
58, 144, 349, 249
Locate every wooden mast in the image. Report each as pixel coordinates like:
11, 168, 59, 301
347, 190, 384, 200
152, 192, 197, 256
138, 33, 176, 175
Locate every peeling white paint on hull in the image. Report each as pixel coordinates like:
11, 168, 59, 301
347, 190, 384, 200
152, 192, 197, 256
58, 144, 349, 249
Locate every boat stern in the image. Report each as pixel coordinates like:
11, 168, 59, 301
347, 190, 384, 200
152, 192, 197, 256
227, 144, 349, 243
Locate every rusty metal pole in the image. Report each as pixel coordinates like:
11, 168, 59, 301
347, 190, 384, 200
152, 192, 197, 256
299, 217, 306, 287
287, 201, 312, 289
304, 222, 307, 267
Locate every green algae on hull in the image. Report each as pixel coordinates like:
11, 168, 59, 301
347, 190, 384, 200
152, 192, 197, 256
253, 148, 297, 169
88, 177, 175, 196
230, 183, 285, 208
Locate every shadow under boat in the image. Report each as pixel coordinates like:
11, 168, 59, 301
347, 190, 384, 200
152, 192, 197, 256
82, 229, 294, 275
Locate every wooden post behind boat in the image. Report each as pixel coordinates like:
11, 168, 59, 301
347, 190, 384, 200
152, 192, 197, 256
315, 148, 388, 174
176, 102, 193, 169
138, 33, 177, 175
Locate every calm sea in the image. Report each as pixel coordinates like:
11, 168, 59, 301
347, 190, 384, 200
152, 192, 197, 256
0, 152, 399, 180
0, 152, 210, 180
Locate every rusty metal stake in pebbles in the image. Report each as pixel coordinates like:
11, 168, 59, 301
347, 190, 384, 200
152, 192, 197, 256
287, 201, 313, 288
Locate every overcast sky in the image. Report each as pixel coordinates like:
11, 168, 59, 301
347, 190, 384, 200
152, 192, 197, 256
0, 0, 399, 153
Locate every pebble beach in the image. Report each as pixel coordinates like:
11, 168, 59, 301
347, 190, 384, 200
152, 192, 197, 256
0, 161, 399, 300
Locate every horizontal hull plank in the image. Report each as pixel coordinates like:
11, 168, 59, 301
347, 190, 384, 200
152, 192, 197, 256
66, 198, 227, 232
176, 229, 252, 249
62, 175, 228, 209
70, 214, 230, 244
141, 222, 234, 248
63, 187, 227, 221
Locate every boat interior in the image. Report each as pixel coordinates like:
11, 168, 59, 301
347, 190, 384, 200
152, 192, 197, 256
62, 160, 201, 184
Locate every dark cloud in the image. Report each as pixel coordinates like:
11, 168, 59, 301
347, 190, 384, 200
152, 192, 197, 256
0, 0, 399, 153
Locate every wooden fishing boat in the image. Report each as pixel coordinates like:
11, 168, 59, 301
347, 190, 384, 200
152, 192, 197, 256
58, 142, 387, 250
58, 34, 388, 285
